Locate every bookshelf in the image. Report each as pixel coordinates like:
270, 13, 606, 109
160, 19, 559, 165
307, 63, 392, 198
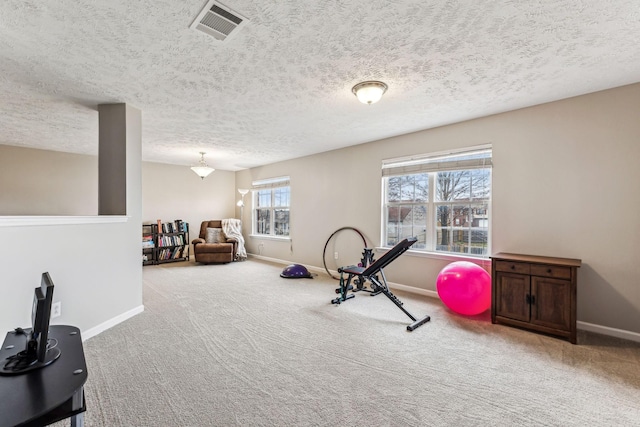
142, 224, 156, 265
142, 220, 190, 265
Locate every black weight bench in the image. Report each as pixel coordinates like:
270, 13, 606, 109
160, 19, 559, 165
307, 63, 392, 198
331, 237, 431, 331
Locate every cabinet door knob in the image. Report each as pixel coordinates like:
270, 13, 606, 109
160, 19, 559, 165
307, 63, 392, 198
510, 265, 515, 270
547, 268, 552, 273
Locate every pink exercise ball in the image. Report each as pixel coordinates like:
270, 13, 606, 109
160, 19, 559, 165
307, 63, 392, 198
436, 261, 491, 315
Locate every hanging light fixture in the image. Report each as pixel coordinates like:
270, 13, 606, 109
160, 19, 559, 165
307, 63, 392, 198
352, 81, 388, 105
191, 152, 215, 179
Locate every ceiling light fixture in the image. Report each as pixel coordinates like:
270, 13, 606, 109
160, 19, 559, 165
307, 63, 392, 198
352, 81, 388, 105
191, 152, 215, 179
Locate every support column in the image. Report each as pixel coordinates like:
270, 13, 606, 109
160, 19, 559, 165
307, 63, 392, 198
98, 103, 141, 215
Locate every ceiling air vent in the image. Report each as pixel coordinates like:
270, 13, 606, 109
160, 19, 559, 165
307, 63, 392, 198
190, 1, 248, 42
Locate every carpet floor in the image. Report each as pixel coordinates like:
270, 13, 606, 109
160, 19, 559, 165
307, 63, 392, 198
55, 259, 640, 426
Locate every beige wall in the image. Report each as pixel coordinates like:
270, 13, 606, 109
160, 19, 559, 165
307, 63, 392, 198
141, 161, 236, 244
238, 83, 640, 336
0, 145, 98, 215
0, 145, 237, 234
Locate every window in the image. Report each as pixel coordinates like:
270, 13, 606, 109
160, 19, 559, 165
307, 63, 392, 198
382, 146, 491, 257
252, 177, 290, 237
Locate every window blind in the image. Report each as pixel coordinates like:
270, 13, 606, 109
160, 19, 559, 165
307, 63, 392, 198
382, 145, 492, 177
251, 176, 290, 190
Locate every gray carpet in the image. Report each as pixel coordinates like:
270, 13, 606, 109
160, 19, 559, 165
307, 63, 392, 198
62, 259, 640, 426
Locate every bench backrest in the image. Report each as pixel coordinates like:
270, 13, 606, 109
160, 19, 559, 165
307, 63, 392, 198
361, 237, 418, 277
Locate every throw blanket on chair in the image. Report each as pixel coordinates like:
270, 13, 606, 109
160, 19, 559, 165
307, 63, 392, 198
222, 218, 247, 261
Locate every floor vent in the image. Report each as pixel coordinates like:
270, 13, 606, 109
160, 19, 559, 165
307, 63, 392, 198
190, 1, 248, 42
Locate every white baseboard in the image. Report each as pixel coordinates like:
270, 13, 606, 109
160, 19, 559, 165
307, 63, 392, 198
82, 305, 144, 341
247, 253, 292, 266
577, 321, 640, 343
247, 253, 640, 343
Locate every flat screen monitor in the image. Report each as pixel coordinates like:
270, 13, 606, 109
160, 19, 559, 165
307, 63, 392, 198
0, 272, 61, 375
32, 272, 55, 363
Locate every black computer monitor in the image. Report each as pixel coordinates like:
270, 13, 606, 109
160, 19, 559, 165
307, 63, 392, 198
0, 272, 61, 375
31, 272, 55, 363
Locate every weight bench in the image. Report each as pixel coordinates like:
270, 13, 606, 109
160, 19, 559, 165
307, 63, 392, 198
331, 237, 431, 331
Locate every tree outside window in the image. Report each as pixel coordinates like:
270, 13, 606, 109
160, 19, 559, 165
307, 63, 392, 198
435, 169, 490, 255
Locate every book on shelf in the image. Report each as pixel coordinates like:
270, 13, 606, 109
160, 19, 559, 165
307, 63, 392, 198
142, 234, 154, 247
155, 220, 188, 235
175, 219, 187, 232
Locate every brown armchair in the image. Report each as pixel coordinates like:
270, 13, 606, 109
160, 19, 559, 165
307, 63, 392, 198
192, 220, 238, 264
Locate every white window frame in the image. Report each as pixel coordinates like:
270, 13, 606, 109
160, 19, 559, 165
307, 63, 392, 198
250, 176, 290, 239
382, 145, 492, 258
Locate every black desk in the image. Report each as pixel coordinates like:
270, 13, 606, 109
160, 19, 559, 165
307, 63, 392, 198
0, 325, 87, 427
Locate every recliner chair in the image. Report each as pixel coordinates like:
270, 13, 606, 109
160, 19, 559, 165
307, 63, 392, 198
192, 220, 237, 264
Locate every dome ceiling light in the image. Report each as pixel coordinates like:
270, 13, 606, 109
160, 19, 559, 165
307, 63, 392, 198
352, 81, 388, 105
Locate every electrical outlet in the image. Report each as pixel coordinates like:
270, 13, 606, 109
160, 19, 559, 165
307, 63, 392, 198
334, 251, 339, 260
52, 301, 61, 318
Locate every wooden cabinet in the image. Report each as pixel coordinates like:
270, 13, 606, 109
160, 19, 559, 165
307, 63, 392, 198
491, 253, 581, 344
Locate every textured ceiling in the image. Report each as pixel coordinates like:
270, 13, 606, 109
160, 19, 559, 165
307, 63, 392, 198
1, 0, 639, 171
